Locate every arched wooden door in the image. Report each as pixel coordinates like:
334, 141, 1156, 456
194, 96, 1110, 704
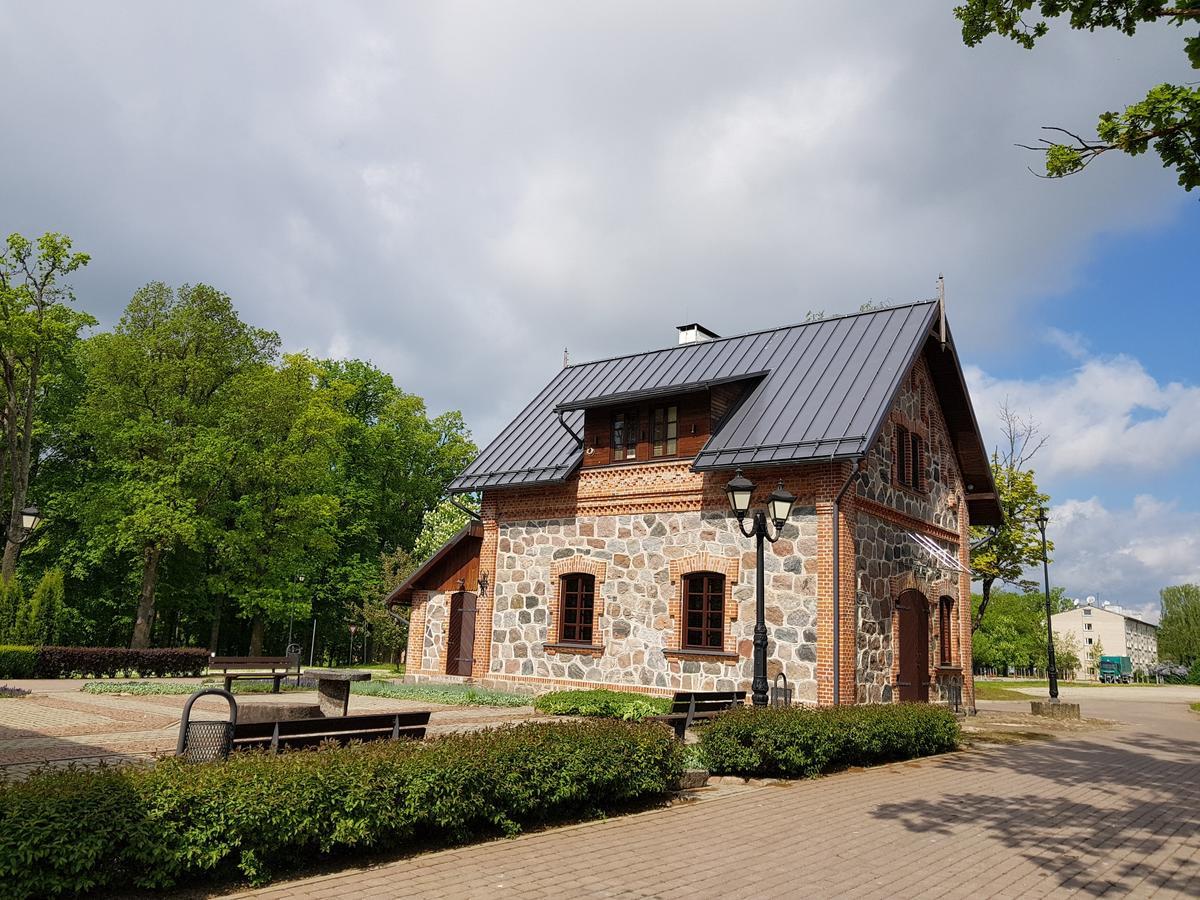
445, 591, 477, 677
896, 589, 929, 702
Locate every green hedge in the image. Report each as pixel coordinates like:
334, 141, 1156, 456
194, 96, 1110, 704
0, 720, 682, 896
699, 703, 960, 777
0, 646, 38, 679
534, 689, 673, 721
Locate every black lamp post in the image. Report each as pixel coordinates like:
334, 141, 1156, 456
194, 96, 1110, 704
1034, 506, 1059, 702
726, 469, 797, 707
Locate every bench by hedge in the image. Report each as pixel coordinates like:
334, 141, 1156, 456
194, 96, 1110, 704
231, 711, 432, 753
647, 690, 745, 738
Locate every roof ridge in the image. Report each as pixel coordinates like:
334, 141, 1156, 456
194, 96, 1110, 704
564, 299, 938, 371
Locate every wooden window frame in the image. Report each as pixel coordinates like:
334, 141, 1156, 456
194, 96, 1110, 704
682, 572, 726, 651
611, 409, 639, 461
938, 596, 954, 665
558, 573, 596, 645
651, 404, 678, 458
895, 423, 927, 493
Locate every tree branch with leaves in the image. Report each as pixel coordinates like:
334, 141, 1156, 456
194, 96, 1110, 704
956, 1, 1200, 190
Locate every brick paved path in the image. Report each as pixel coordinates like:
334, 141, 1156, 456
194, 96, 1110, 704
226, 696, 1200, 899
0, 687, 540, 773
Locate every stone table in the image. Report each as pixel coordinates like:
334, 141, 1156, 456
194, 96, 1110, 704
306, 669, 372, 717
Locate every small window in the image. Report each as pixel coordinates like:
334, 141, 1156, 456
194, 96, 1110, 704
895, 425, 909, 487
938, 597, 954, 665
1086, 637, 1094, 645
1083, 608, 1092, 616
559, 574, 596, 645
683, 573, 725, 650
651, 405, 678, 457
612, 410, 639, 461
1084, 622, 1092, 631
910, 431, 922, 490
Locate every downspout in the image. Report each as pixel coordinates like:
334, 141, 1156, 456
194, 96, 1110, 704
448, 496, 482, 521
556, 410, 585, 448
831, 458, 864, 706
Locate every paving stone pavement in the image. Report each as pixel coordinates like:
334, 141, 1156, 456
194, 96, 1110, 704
224, 695, 1200, 899
0, 686, 542, 773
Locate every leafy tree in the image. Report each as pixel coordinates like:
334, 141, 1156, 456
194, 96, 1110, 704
1089, 637, 1105, 676
956, 1, 1200, 189
72, 283, 278, 647
411, 497, 477, 562
971, 589, 1048, 672
211, 356, 347, 655
1053, 629, 1081, 677
0, 233, 93, 579
971, 404, 1052, 629
0, 576, 22, 642
1158, 583, 1200, 665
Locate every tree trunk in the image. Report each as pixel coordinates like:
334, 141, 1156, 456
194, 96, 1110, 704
249, 616, 265, 656
0, 536, 19, 582
972, 576, 995, 632
209, 598, 222, 653
130, 545, 161, 649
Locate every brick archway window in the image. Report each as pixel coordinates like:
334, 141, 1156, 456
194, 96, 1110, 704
683, 572, 725, 650
938, 596, 954, 665
559, 573, 596, 645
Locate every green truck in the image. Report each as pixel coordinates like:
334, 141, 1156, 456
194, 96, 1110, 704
1098, 655, 1132, 684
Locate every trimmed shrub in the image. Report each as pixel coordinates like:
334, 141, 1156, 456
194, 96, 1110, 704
0, 646, 38, 679
699, 703, 960, 778
33, 647, 208, 679
534, 689, 672, 721
0, 720, 682, 896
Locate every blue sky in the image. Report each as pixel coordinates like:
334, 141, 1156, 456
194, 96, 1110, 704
1, 3, 1195, 623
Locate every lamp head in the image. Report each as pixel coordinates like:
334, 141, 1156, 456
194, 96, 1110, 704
19, 506, 41, 533
767, 481, 797, 530
725, 469, 755, 520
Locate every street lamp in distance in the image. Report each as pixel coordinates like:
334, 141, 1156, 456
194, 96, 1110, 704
1034, 506, 1059, 702
725, 469, 797, 708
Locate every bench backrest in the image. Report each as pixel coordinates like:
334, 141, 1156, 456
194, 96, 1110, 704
209, 656, 293, 673
232, 711, 431, 752
669, 690, 745, 715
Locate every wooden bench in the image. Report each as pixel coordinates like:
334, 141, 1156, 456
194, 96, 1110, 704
208, 656, 297, 693
231, 711, 432, 753
648, 690, 746, 739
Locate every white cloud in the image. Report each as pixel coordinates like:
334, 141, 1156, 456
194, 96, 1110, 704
1042, 495, 1200, 624
1043, 327, 1089, 361
0, 2, 1191, 442
966, 356, 1200, 478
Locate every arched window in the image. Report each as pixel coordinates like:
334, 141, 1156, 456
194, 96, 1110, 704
938, 596, 954, 665
683, 572, 725, 650
559, 573, 596, 645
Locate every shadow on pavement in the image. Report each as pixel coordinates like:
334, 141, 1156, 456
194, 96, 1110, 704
872, 722, 1200, 896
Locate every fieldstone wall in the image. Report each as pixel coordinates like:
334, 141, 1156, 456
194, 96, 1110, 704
488, 508, 820, 699
421, 591, 449, 673
857, 357, 962, 533
855, 512, 962, 704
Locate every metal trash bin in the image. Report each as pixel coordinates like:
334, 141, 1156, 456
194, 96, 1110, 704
176, 687, 237, 762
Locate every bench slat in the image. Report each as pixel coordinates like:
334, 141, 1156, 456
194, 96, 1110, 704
232, 712, 433, 743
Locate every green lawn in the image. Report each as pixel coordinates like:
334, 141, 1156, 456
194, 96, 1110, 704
974, 682, 1037, 701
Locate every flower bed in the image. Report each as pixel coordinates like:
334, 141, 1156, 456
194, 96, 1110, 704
534, 689, 672, 721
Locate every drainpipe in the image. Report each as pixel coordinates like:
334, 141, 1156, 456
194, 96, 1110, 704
556, 410, 585, 448
831, 458, 864, 706
448, 496, 482, 521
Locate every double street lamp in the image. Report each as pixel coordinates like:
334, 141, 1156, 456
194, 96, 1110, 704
725, 469, 797, 707
1034, 506, 1059, 702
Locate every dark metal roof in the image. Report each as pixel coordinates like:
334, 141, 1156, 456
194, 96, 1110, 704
384, 520, 484, 607
449, 301, 1001, 523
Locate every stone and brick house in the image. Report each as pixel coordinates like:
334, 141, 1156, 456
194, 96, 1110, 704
387, 300, 1001, 708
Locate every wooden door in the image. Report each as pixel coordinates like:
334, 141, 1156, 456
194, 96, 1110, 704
896, 590, 929, 702
445, 591, 477, 677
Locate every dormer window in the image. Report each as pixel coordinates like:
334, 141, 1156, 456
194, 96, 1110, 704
612, 409, 639, 461
651, 405, 678, 457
